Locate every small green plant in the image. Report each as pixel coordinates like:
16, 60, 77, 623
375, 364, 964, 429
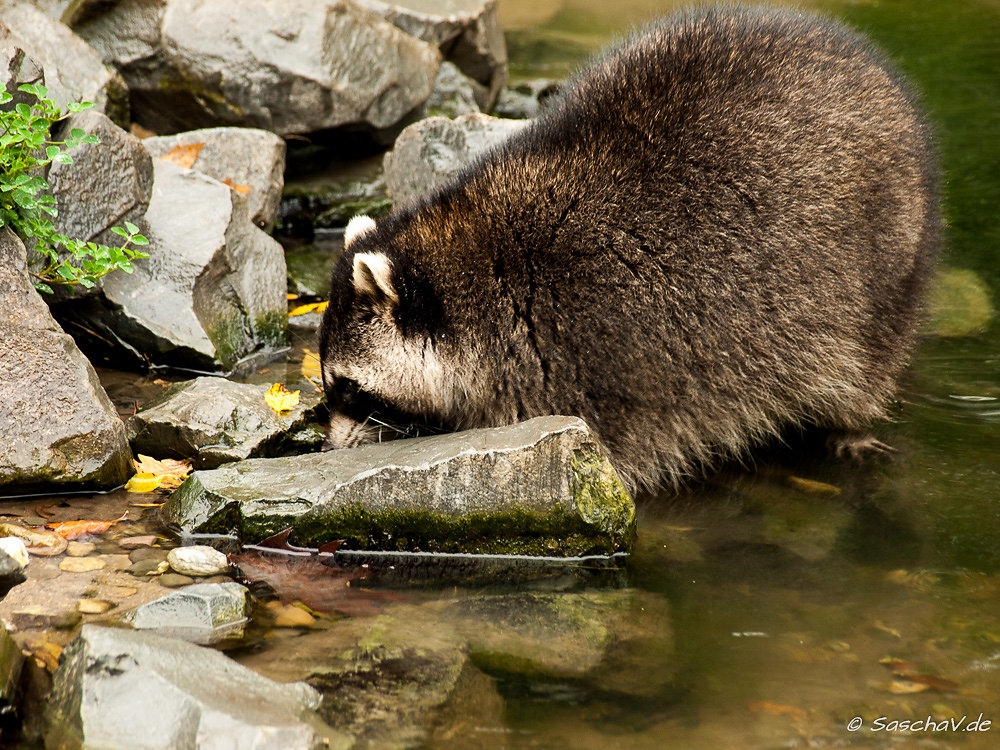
0, 83, 149, 294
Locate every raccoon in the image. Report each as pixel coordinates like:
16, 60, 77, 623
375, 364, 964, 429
318, 6, 939, 492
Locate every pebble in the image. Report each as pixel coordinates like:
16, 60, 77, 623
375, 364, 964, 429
267, 601, 316, 628
66, 541, 96, 557
118, 535, 158, 549
158, 573, 194, 588
77, 599, 113, 614
0, 537, 29, 574
59, 557, 106, 573
127, 559, 169, 577
167, 546, 229, 577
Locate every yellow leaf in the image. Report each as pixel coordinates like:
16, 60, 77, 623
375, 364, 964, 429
287, 293, 300, 300
265, 383, 300, 413
787, 476, 842, 495
221, 178, 251, 195
158, 142, 205, 169
131, 455, 192, 491
288, 301, 329, 317
125, 473, 166, 493
301, 348, 322, 382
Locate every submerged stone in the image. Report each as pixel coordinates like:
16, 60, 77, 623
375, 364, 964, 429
123, 582, 247, 642
43, 624, 344, 749
127, 376, 324, 468
163, 416, 635, 556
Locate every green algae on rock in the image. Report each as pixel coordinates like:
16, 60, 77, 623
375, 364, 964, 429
163, 416, 635, 556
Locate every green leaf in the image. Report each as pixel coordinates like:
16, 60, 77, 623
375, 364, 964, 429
130, 234, 149, 246
53, 153, 72, 164
110, 226, 128, 237
69, 128, 86, 140
34, 282, 53, 294
82, 135, 101, 145
124, 221, 140, 234
0, 92, 11, 104
45, 145, 60, 160
78, 277, 96, 288
14, 103, 30, 119
55, 264, 76, 280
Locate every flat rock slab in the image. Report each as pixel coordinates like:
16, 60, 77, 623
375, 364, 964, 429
0, 228, 132, 492
43, 624, 344, 749
163, 415, 635, 556
143, 127, 286, 230
127, 377, 323, 468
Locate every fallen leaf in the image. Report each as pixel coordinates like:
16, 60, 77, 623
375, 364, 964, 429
130, 123, 157, 139
77, 599, 113, 614
220, 178, 251, 195
288, 301, 329, 317
0, 522, 67, 556
45, 511, 128, 540
265, 383, 300, 413
880, 657, 920, 674
127, 455, 192, 493
129, 502, 164, 508
301, 348, 322, 382
34, 505, 56, 519
159, 142, 204, 168
787, 476, 842, 495
287, 293, 300, 300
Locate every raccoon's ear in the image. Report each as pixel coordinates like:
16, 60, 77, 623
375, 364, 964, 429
345, 215, 376, 248
352, 252, 399, 304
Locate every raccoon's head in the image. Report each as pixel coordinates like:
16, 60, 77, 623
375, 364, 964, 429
318, 215, 462, 450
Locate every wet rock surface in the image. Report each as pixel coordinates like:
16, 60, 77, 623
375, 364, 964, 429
0, 1, 128, 124
46, 110, 153, 252
279, 154, 389, 237
43, 624, 343, 749
127, 376, 323, 467
143, 127, 286, 230
383, 112, 527, 206
164, 415, 635, 555
123, 581, 247, 641
0, 228, 132, 492
76, 0, 441, 136
84, 160, 288, 372
357, 0, 507, 107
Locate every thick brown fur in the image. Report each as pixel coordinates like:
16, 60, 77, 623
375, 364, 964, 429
319, 5, 940, 493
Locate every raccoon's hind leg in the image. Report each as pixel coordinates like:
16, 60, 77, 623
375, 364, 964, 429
825, 430, 897, 461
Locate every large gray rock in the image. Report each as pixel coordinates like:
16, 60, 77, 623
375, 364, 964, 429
163, 415, 635, 555
96, 159, 288, 372
43, 624, 345, 749
0, 44, 43, 112
383, 112, 527, 206
76, 0, 441, 136
143, 127, 286, 230
419, 60, 483, 119
127, 376, 324, 468
0, 2, 128, 125
47, 110, 153, 248
356, 0, 506, 108
0, 228, 132, 492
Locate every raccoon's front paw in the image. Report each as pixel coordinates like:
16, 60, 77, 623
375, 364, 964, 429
826, 430, 897, 462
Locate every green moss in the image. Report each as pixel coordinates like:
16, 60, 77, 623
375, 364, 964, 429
570, 450, 636, 549
314, 197, 392, 228
252, 309, 289, 350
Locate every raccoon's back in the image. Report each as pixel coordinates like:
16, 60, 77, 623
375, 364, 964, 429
431, 7, 939, 489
